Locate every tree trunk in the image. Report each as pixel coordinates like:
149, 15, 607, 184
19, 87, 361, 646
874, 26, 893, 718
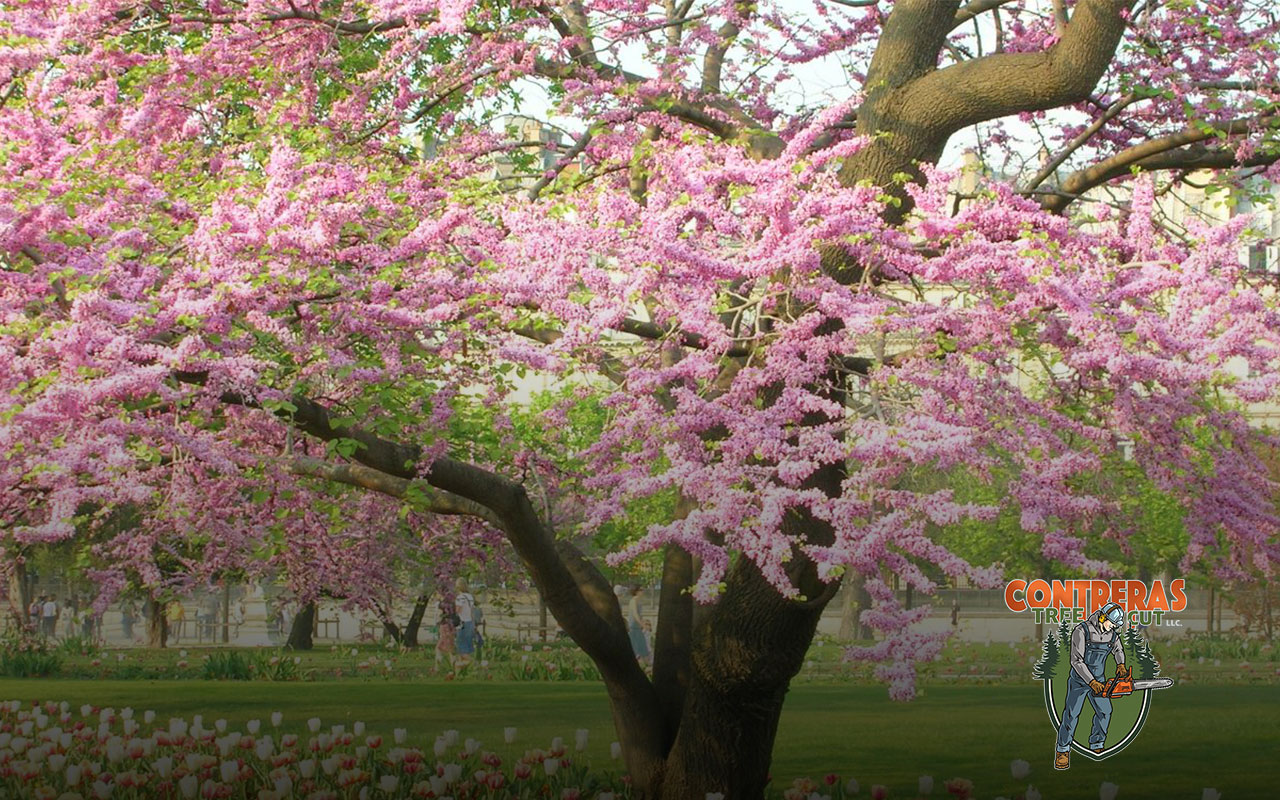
6, 558, 28, 630
838, 573, 873, 641
655, 557, 836, 798
402, 593, 431, 648
1207, 584, 1215, 634
146, 599, 168, 648
286, 602, 316, 650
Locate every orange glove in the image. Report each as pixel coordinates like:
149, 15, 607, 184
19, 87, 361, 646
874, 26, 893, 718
1089, 679, 1107, 695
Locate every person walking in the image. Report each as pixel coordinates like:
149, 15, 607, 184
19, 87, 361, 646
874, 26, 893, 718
41, 595, 59, 639
167, 600, 185, 643
453, 578, 477, 670
627, 586, 650, 665
121, 601, 137, 643
435, 594, 458, 671
28, 596, 43, 633
1054, 602, 1127, 770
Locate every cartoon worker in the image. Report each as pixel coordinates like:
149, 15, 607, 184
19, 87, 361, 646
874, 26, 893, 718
1055, 601, 1126, 770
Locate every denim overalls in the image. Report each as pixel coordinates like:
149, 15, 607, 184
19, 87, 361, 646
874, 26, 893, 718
1056, 625, 1114, 752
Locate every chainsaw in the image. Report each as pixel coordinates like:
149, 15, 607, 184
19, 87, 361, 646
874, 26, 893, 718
1099, 665, 1175, 698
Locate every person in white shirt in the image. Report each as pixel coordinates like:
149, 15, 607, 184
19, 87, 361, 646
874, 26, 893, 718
41, 596, 58, 638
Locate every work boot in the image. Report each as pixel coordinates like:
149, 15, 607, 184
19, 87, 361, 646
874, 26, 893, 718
1054, 751, 1070, 770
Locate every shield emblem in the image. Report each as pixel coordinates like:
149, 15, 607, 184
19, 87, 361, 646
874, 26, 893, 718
1041, 676, 1151, 759
1033, 621, 1166, 760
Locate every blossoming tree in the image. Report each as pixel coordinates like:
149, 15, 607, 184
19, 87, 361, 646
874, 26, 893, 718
3, 0, 1280, 795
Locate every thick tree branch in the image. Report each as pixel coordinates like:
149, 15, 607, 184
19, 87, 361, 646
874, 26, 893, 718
1043, 115, 1280, 212
286, 456, 504, 529
702, 0, 755, 96
170, 371, 648, 682
951, 0, 1015, 29
1022, 93, 1138, 193
898, 0, 1135, 136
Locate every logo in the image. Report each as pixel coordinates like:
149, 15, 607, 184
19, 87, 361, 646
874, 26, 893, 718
1005, 580, 1181, 770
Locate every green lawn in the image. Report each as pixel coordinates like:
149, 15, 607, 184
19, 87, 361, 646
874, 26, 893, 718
2, 680, 1274, 798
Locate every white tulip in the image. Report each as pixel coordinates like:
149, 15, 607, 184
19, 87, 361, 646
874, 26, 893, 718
143, 711, 155, 725
543, 758, 559, 776
270, 712, 283, 727
307, 718, 321, 733
1026, 787, 1042, 800
153, 757, 173, 779
919, 775, 934, 795
434, 737, 448, 758
247, 720, 260, 735
394, 728, 407, 745
574, 729, 588, 752
1202, 790, 1222, 800
48, 753, 66, 772
443, 763, 462, 784
92, 779, 113, 799
299, 759, 316, 779
1100, 781, 1120, 800
551, 736, 563, 751
178, 775, 198, 799
845, 779, 859, 795
353, 722, 364, 736
443, 729, 459, 747
380, 776, 398, 792
503, 727, 517, 744
465, 738, 480, 753
66, 764, 82, 785
1011, 759, 1031, 780
321, 756, 339, 776
610, 742, 622, 760
220, 760, 238, 782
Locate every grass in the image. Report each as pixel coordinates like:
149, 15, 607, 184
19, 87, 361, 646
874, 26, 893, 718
2, 680, 1275, 798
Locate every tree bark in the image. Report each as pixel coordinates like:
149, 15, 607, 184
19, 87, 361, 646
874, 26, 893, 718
838, 573, 874, 641
6, 558, 28, 630
146, 599, 168, 649
402, 593, 431, 648
659, 556, 838, 798
286, 602, 316, 650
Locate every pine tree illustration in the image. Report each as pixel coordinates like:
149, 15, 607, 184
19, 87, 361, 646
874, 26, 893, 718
1033, 626, 1061, 680
1123, 627, 1162, 679
1033, 621, 1071, 680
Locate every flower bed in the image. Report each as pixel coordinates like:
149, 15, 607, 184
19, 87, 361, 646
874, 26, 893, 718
0, 700, 1229, 800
